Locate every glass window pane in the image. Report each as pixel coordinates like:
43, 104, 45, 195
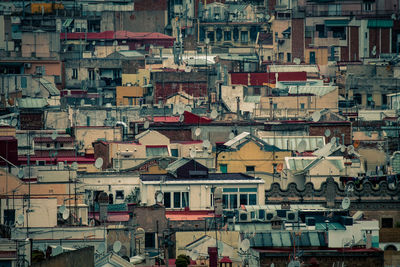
164, 192, 171, 208
174, 192, 181, 208
249, 194, 257, 205
230, 194, 238, 209
222, 194, 229, 209
240, 194, 248, 206
182, 192, 189, 208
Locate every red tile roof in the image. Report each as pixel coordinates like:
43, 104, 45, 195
150, 116, 181, 123
60, 31, 175, 40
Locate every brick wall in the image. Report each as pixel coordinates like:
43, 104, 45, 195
291, 18, 305, 62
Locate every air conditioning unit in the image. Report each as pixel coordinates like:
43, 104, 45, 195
238, 210, 251, 222
286, 211, 298, 222
24, 63, 31, 69
265, 210, 277, 221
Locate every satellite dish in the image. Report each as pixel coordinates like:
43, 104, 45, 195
189, 149, 196, 158
10, 118, 18, 127
312, 111, 321, 122
59, 205, 66, 214
392, 13, 397, 20
71, 162, 78, 170
155, 191, 163, 203
80, 99, 85, 106
317, 140, 324, 149
17, 169, 24, 179
341, 197, 351, 210
62, 209, 70, 220
51, 131, 58, 141
189, 249, 199, 261
240, 239, 250, 252
393, 101, 399, 109
195, 127, 201, 137
372, 45, 377, 56
177, 104, 185, 115
144, 121, 150, 129
52, 246, 63, 256
297, 140, 307, 153
203, 140, 211, 149
330, 137, 337, 144
265, 14, 271, 21
113, 241, 122, 253
179, 114, 184, 122
97, 243, 106, 254
340, 145, 346, 152
16, 214, 24, 225
210, 109, 218, 119
324, 129, 331, 137
229, 132, 235, 139
184, 105, 192, 112
94, 158, 104, 169
294, 58, 301, 65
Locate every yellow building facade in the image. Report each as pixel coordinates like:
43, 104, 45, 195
217, 139, 291, 176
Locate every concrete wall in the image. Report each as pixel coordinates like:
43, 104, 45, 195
21, 32, 60, 58
1, 198, 57, 228
32, 246, 94, 267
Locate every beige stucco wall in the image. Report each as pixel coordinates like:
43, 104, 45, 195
136, 131, 170, 146
75, 127, 122, 153
141, 182, 265, 210
1, 198, 58, 227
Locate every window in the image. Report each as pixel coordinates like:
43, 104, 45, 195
36, 66, 45, 75
364, 3, 372, 11
382, 94, 387, 107
173, 192, 181, 208
354, 93, 362, 105
145, 232, 156, 248
246, 166, 255, 172
278, 52, 284, 61
4, 209, 15, 225
287, 53, 291, 63
72, 68, 78, 79
273, 103, 278, 109
21, 77, 27, 88
46, 143, 50, 148
382, 217, 393, 228
164, 192, 171, 208
224, 31, 231, 41
222, 188, 257, 209
164, 192, 189, 209
116, 190, 124, 200
241, 31, 248, 43
367, 94, 375, 108
171, 149, 179, 157
220, 164, 227, 173
300, 103, 305, 110
146, 146, 169, 157
88, 69, 95, 80
207, 31, 215, 42
316, 24, 326, 38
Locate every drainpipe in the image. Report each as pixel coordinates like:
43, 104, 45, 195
236, 96, 240, 120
